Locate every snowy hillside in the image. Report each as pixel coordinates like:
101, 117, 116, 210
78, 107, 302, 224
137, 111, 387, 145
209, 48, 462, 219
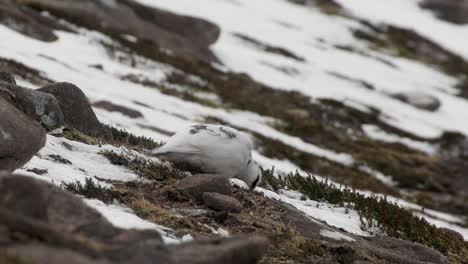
1, 0, 467, 263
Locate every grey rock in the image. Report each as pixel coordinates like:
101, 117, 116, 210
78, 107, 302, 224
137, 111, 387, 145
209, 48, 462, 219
38, 82, 102, 136
0, 174, 121, 240
281, 204, 322, 239
179, 175, 232, 201
392, 92, 441, 111
1, 81, 65, 129
170, 235, 269, 264
363, 237, 448, 264
0, 97, 46, 171
202, 192, 242, 213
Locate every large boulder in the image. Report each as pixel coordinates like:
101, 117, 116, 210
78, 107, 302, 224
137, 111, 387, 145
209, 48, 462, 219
19, 0, 220, 62
0, 97, 46, 171
0, 81, 65, 129
38, 82, 103, 136
0, 174, 121, 240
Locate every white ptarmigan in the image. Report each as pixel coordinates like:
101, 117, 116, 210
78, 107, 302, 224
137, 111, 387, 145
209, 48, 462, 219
149, 124, 262, 189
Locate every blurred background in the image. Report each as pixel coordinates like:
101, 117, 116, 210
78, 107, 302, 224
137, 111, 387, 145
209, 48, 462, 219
0, 0, 467, 263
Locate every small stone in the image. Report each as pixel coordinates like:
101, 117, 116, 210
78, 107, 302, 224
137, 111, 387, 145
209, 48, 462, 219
392, 92, 441, 111
38, 82, 102, 136
179, 175, 232, 201
202, 192, 242, 213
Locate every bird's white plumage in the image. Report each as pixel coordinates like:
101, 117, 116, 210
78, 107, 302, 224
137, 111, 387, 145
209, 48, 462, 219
151, 124, 261, 188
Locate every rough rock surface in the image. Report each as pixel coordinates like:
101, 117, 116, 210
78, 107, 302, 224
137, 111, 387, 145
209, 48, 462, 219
420, 0, 468, 24
0, 97, 46, 171
20, 0, 220, 62
179, 175, 233, 201
93, 100, 143, 119
39, 82, 103, 136
202, 192, 242, 213
1, 81, 64, 129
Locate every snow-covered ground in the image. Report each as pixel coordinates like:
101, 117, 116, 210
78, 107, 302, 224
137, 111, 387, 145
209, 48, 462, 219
4, 0, 468, 242
136, 0, 468, 139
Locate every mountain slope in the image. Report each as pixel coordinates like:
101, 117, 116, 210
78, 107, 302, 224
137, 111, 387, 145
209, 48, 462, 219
1, 0, 467, 263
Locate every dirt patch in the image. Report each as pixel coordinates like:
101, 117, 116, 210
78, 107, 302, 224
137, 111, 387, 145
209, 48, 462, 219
234, 33, 305, 62
93, 100, 143, 118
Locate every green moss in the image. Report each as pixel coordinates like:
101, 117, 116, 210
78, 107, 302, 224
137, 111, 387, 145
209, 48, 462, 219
63, 128, 99, 145
62, 177, 122, 203
103, 125, 163, 150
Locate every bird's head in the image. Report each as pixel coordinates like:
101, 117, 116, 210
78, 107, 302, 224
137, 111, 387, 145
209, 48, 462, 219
244, 160, 262, 190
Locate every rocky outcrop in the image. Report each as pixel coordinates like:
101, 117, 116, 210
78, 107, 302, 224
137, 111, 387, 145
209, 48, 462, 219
38, 82, 103, 136
19, 0, 220, 62
0, 96, 46, 171
420, 0, 468, 24
0, 173, 268, 264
